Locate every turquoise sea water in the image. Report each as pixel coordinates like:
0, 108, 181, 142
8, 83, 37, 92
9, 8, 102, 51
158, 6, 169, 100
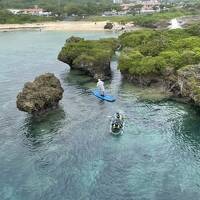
1, 30, 200, 200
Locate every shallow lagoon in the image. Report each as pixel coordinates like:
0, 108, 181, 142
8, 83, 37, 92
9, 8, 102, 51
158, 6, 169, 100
1, 30, 200, 200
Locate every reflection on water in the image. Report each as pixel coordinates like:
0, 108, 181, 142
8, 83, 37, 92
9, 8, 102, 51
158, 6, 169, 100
61, 69, 95, 92
22, 108, 66, 148
173, 108, 200, 154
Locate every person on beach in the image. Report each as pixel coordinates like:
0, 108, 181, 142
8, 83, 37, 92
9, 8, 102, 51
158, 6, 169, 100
97, 79, 105, 96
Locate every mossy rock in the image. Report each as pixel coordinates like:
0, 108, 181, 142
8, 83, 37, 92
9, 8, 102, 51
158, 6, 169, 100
16, 73, 64, 114
104, 22, 113, 30
178, 64, 200, 105
58, 36, 119, 80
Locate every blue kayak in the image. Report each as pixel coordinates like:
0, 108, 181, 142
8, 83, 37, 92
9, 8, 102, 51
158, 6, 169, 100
92, 89, 116, 102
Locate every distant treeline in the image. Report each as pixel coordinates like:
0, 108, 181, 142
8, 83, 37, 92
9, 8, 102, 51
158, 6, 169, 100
87, 7, 199, 27
1, 0, 200, 18
0, 0, 120, 16
0, 0, 122, 23
0, 9, 56, 24
1, 0, 200, 24
0, 0, 112, 8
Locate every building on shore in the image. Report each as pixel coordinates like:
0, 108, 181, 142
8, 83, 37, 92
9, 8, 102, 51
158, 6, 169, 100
102, 10, 127, 16
7, 9, 21, 15
8, 5, 52, 16
113, 0, 123, 4
142, 0, 161, 11
121, 0, 161, 13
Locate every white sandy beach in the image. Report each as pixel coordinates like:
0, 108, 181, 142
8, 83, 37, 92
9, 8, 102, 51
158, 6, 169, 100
0, 21, 109, 32
0, 21, 138, 32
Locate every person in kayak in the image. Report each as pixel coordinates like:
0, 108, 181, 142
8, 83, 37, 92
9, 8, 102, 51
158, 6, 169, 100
115, 112, 123, 128
97, 79, 105, 96
116, 112, 123, 121
111, 112, 124, 131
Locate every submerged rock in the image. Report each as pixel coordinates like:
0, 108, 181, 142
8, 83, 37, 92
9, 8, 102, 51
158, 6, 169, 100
58, 36, 118, 80
16, 73, 64, 114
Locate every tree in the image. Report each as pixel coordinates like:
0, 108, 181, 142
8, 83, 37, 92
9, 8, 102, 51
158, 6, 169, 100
186, 23, 200, 36
159, 4, 165, 12
130, 4, 143, 15
160, 51, 182, 69
153, 5, 159, 12
64, 4, 85, 16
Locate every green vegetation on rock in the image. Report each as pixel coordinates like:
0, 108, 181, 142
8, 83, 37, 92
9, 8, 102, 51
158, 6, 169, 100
177, 64, 200, 105
58, 36, 118, 80
118, 23, 200, 106
118, 25, 200, 76
16, 73, 64, 114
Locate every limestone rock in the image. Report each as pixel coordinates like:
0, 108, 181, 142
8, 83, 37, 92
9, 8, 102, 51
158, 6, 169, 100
16, 73, 64, 114
104, 22, 113, 30
58, 36, 118, 80
122, 72, 163, 87
177, 64, 200, 105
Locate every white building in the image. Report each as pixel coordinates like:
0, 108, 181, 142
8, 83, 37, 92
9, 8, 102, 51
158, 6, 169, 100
7, 9, 21, 15
121, 0, 161, 12
113, 0, 123, 4
7, 5, 52, 16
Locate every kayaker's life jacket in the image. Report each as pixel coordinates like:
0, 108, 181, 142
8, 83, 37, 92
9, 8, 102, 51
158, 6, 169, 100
112, 118, 123, 129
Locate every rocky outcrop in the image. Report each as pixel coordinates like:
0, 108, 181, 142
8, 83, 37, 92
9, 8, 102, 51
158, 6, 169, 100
122, 71, 163, 87
104, 22, 113, 30
16, 73, 64, 114
65, 36, 84, 43
58, 36, 118, 80
154, 20, 171, 29
121, 64, 200, 106
177, 64, 200, 105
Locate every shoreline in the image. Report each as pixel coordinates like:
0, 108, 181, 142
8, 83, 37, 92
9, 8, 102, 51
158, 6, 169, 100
0, 21, 108, 32
0, 21, 137, 32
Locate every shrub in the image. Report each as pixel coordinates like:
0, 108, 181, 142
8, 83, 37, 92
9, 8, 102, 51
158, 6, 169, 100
118, 27, 200, 76
186, 23, 200, 36
138, 34, 168, 56
73, 54, 96, 66
119, 49, 144, 72
181, 50, 200, 66
119, 49, 166, 75
119, 29, 155, 48
160, 51, 182, 69
129, 56, 166, 75
58, 37, 118, 68
172, 37, 200, 50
